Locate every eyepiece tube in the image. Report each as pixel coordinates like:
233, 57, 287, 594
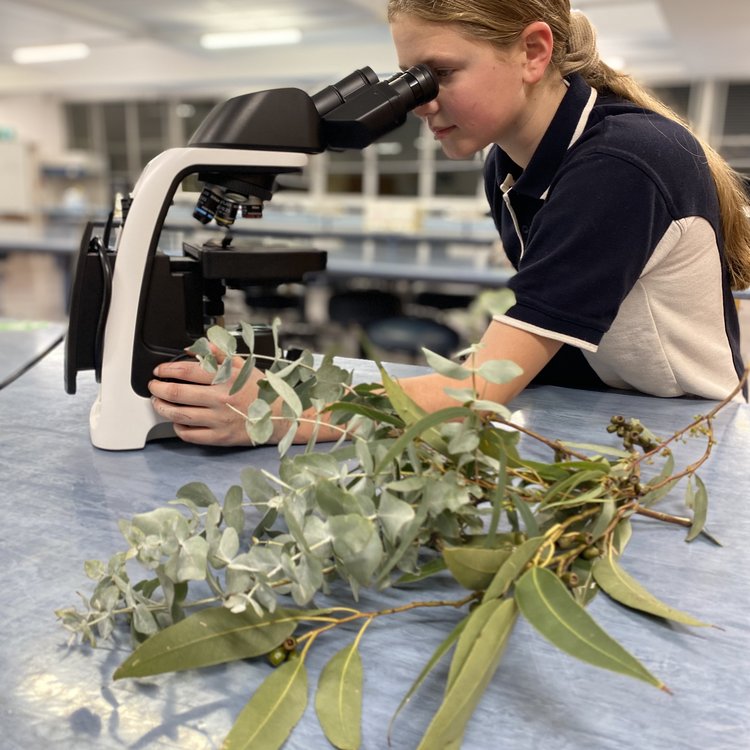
312, 66, 380, 116
320, 63, 439, 149
384, 64, 438, 102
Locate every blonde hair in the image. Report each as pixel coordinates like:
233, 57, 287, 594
388, 0, 750, 290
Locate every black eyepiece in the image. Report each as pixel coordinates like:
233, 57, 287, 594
312, 67, 380, 116
384, 64, 438, 102
320, 64, 438, 149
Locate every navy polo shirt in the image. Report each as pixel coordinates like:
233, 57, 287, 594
484, 73, 745, 401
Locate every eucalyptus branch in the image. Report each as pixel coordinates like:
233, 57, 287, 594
635, 366, 748, 485
492, 416, 593, 461
295, 592, 479, 647
60, 319, 739, 750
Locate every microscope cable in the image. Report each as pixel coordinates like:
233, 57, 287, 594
93, 213, 115, 382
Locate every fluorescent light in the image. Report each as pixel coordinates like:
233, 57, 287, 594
200, 29, 302, 50
12, 42, 90, 64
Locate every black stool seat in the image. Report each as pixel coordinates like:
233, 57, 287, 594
328, 289, 403, 327
414, 291, 476, 310
364, 316, 460, 358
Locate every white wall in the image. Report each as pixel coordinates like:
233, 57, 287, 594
0, 95, 66, 157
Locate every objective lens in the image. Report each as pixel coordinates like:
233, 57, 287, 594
193, 185, 224, 224
214, 199, 238, 227
241, 197, 264, 219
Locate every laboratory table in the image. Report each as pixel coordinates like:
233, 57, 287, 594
0, 318, 66, 388
1, 343, 749, 749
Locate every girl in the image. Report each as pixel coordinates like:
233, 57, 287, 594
149, 0, 750, 446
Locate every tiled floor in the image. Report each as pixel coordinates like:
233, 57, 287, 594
2, 251, 750, 367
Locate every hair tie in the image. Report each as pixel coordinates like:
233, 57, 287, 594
562, 10, 601, 77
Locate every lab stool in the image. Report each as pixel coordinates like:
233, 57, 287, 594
364, 315, 461, 361
327, 288, 403, 328
243, 284, 306, 317
413, 290, 476, 311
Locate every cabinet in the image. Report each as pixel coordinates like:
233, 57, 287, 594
0, 141, 35, 218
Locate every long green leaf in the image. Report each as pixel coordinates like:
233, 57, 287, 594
114, 607, 298, 679
221, 657, 308, 750
395, 556, 447, 585
592, 554, 711, 627
315, 641, 363, 750
639, 453, 677, 507
376, 364, 449, 454
685, 475, 708, 542
324, 400, 403, 428
511, 492, 539, 537
387, 616, 467, 744
373, 406, 472, 475
482, 536, 547, 603
442, 544, 513, 592
445, 599, 503, 692
515, 566, 667, 691
417, 598, 518, 750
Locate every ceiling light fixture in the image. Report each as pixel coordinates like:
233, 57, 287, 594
200, 29, 302, 50
12, 42, 90, 64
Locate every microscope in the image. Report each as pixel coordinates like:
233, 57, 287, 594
64, 64, 438, 450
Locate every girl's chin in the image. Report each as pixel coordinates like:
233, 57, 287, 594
440, 143, 481, 160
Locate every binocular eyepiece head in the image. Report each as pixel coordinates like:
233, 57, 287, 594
190, 64, 439, 226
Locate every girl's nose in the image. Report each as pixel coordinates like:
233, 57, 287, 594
412, 97, 439, 118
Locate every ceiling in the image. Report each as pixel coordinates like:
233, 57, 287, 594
0, 0, 749, 100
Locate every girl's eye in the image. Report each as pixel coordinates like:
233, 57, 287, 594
434, 68, 454, 80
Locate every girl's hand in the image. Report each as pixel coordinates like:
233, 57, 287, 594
148, 353, 264, 446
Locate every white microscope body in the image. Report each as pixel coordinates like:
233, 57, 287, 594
89, 148, 307, 450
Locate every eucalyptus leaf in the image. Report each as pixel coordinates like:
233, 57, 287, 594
476, 359, 523, 384
445, 599, 502, 692
315, 641, 363, 750
240, 321, 255, 352
328, 515, 383, 587
176, 482, 219, 508
213, 355, 235, 385
612, 518, 633, 555
207, 325, 237, 356
589, 498, 616, 540
422, 349, 471, 380
229, 356, 255, 395
186, 336, 212, 359
442, 544, 514, 591
685, 475, 708, 542
395, 556, 447, 585
388, 615, 467, 743
264, 369, 303, 418
417, 598, 518, 750
373, 406, 471, 474
221, 657, 307, 750
640, 452, 677, 507
223, 485, 245, 535
511, 492, 540, 537
592, 553, 711, 627
559, 440, 631, 458
377, 492, 416, 544
515, 566, 667, 690
241, 466, 277, 504
114, 607, 299, 678
482, 536, 547, 603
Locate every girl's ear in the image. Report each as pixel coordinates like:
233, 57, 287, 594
521, 21, 555, 83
